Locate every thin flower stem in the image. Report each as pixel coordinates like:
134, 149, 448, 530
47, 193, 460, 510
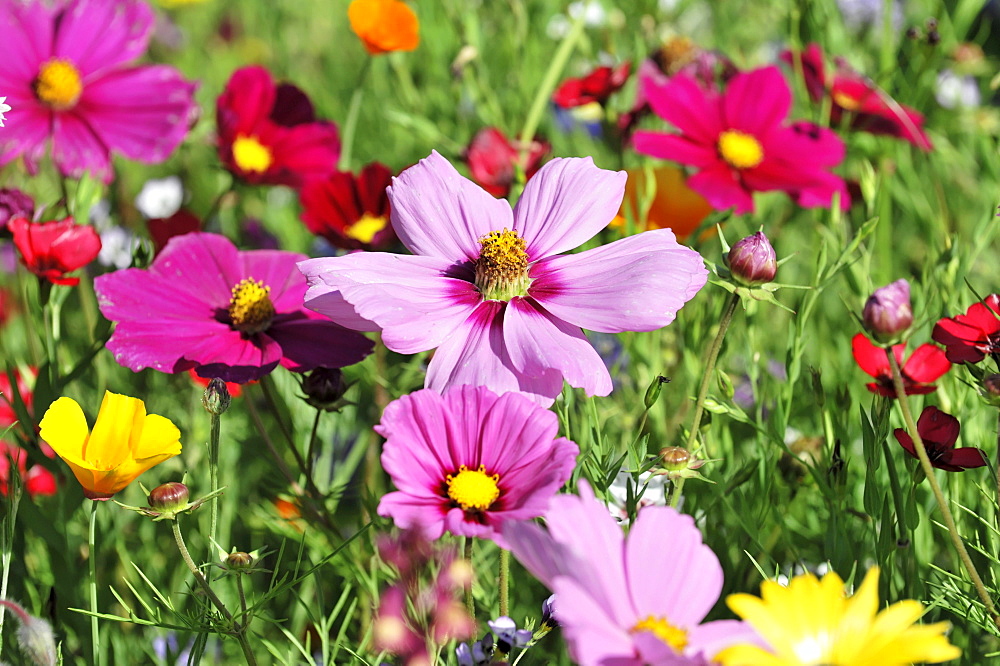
305, 408, 322, 480
996, 410, 1000, 535
236, 575, 249, 618
888, 353, 1000, 627
498, 549, 510, 618
208, 409, 221, 557
464, 537, 474, 619
338, 58, 373, 172
204, 175, 234, 229
88, 501, 102, 666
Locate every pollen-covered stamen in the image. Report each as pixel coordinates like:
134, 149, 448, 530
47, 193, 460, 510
232, 135, 273, 174
228, 278, 275, 334
446, 464, 500, 512
631, 615, 689, 653
474, 228, 531, 301
832, 90, 862, 111
346, 214, 389, 244
717, 130, 764, 170
34, 58, 83, 111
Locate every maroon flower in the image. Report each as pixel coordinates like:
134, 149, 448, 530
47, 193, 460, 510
552, 62, 631, 108
781, 44, 932, 151
851, 333, 950, 397
463, 127, 550, 198
147, 209, 201, 254
299, 162, 396, 250
932, 294, 1000, 364
894, 406, 987, 472
9, 217, 101, 286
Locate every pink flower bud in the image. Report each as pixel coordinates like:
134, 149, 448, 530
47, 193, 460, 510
728, 231, 777, 285
863, 279, 913, 340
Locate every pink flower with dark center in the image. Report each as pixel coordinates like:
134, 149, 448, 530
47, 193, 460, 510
301, 151, 707, 405
851, 333, 950, 397
632, 66, 849, 214
932, 294, 1000, 364
376, 386, 578, 548
0, 0, 198, 182
894, 406, 987, 472
504, 481, 758, 665
95, 232, 374, 383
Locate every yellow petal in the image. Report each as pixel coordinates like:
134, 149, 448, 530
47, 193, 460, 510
714, 643, 790, 666
86, 391, 145, 467
39, 397, 91, 467
133, 413, 182, 460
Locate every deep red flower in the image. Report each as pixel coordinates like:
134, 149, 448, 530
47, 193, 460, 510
552, 62, 631, 108
851, 333, 950, 397
299, 162, 396, 250
893, 406, 987, 472
781, 44, 932, 151
932, 294, 1000, 364
9, 217, 101, 286
463, 127, 550, 198
0, 441, 58, 498
147, 209, 201, 255
216, 66, 340, 187
0, 367, 33, 430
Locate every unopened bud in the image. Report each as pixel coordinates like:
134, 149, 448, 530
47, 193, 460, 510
728, 231, 777, 285
862, 279, 912, 341
0, 599, 57, 666
202, 378, 231, 415
226, 551, 254, 570
301, 368, 348, 410
660, 446, 690, 472
147, 482, 189, 511
643, 375, 670, 410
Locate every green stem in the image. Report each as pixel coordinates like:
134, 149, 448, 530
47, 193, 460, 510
236, 575, 249, 618
305, 409, 322, 480
887, 353, 1000, 627
88, 501, 101, 666
204, 176, 234, 230
209, 410, 221, 553
498, 549, 510, 618
338, 59, 373, 171
464, 537, 474, 619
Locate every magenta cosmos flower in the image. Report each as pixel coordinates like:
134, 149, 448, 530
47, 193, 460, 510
300, 151, 707, 405
377, 386, 578, 548
633, 66, 849, 215
0, 0, 197, 182
504, 481, 758, 665
95, 232, 374, 383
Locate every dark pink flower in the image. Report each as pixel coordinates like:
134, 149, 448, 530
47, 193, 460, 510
932, 294, 1000, 364
894, 406, 987, 472
0, 0, 198, 182
95, 232, 373, 383
633, 66, 849, 214
851, 333, 950, 397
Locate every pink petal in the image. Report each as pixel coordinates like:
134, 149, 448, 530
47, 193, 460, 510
0, 101, 53, 174
504, 520, 579, 585
687, 620, 763, 659
0, 2, 50, 86
54, 0, 154, 78
631, 131, 718, 168
377, 491, 447, 538
721, 66, 791, 137
238, 248, 309, 312
299, 279, 381, 332
50, 112, 112, 182
644, 73, 722, 145
529, 229, 707, 333
388, 151, 513, 261
511, 157, 627, 259
552, 576, 640, 666
148, 232, 242, 304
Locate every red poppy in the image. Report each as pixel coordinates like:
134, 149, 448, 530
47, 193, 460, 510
781, 44, 932, 151
0, 367, 33, 430
0, 441, 58, 498
9, 217, 101, 286
463, 127, 550, 198
893, 406, 987, 472
932, 294, 1000, 364
299, 162, 396, 250
851, 333, 950, 397
216, 66, 340, 187
147, 209, 201, 254
552, 63, 631, 108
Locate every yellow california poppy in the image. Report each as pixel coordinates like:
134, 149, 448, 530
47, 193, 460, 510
348, 0, 419, 55
714, 567, 961, 666
39, 391, 182, 500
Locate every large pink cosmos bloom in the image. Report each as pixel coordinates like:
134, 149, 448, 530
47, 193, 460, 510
0, 0, 197, 183
376, 386, 578, 548
504, 481, 758, 665
633, 66, 849, 215
300, 151, 707, 405
95, 232, 374, 383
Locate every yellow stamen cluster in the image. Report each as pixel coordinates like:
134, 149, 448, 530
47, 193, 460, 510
34, 58, 83, 111
446, 464, 500, 512
631, 615, 689, 653
232, 135, 273, 174
717, 130, 764, 170
228, 278, 275, 334
346, 214, 389, 244
832, 90, 862, 111
474, 228, 530, 301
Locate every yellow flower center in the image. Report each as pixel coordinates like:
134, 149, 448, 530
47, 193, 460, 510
232, 135, 273, 174
346, 214, 389, 244
631, 615, 689, 653
34, 58, 83, 111
228, 278, 275, 334
446, 465, 500, 511
717, 130, 764, 170
474, 228, 531, 301
832, 90, 862, 111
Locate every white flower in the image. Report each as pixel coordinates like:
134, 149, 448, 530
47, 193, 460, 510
0, 96, 10, 127
607, 470, 667, 521
134, 175, 184, 219
935, 69, 981, 109
98, 226, 139, 270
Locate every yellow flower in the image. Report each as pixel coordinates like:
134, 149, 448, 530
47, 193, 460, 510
40, 391, 182, 500
348, 0, 419, 55
715, 567, 961, 666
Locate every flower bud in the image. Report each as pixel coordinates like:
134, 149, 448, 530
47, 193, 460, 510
660, 446, 691, 472
148, 482, 189, 511
301, 368, 347, 410
226, 551, 254, 570
202, 378, 231, 415
728, 231, 777, 285
0, 189, 35, 231
0, 600, 57, 666
643, 375, 669, 410
862, 279, 912, 341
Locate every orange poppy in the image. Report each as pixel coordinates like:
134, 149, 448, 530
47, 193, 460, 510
613, 166, 713, 241
348, 0, 419, 55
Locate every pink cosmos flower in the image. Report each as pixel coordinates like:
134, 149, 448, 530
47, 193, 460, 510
376, 386, 579, 548
0, 0, 198, 183
95, 232, 374, 383
504, 481, 758, 665
632, 66, 849, 214
300, 151, 707, 405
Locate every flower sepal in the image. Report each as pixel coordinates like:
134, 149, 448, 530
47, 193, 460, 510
652, 446, 719, 483
707, 227, 804, 312
210, 542, 272, 579
117, 483, 226, 522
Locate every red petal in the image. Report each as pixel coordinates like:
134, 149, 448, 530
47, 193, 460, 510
852, 333, 890, 379
902, 344, 950, 383
943, 448, 989, 470
916, 405, 960, 447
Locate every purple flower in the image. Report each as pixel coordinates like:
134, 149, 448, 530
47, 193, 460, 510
95, 232, 373, 383
863, 279, 912, 341
504, 481, 758, 665
301, 151, 707, 405
0, 188, 34, 231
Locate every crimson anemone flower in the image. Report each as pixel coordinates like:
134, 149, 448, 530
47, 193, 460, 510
633, 66, 849, 214
894, 406, 987, 472
852, 333, 950, 397
9, 217, 101, 286
95, 232, 373, 384
782, 44, 932, 151
0, 0, 197, 182
299, 162, 396, 250
932, 294, 1000, 364
216, 66, 340, 187
377, 386, 579, 548
553, 63, 631, 108
464, 127, 550, 198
